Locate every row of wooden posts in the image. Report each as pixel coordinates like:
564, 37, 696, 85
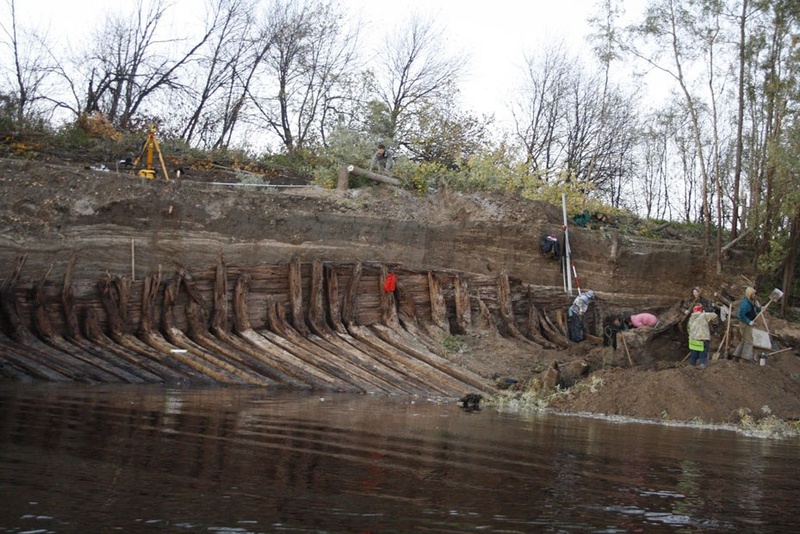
0, 252, 580, 392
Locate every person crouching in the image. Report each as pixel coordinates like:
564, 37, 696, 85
688, 305, 717, 369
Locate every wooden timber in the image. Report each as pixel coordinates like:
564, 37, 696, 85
0, 252, 603, 396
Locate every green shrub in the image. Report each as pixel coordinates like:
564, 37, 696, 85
440, 335, 467, 353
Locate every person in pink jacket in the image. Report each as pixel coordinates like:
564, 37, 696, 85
625, 312, 659, 328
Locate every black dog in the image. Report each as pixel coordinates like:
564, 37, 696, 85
458, 393, 483, 412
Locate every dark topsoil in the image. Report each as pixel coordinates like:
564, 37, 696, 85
1, 154, 799, 432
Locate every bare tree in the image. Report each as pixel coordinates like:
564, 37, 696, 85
209, 3, 279, 150
72, 0, 213, 130
636, 113, 671, 219
511, 40, 638, 194
369, 14, 467, 145
585, 0, 625, 205
511, 41, 573, 180
178, 0, 256, 147
247, 0, 359, 154
0, 0, 56, 123
628, 0, 713, 243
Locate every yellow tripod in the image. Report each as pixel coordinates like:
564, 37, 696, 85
133, 125, 170, 180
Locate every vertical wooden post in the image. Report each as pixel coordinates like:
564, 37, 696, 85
454, 275, 471, 333
610, 229, 620, 263
380, 265, 399, 328
337, 166, 350, 190
288, 257, 309, 336
326, 265, 346, 334
428, 272, 450, 334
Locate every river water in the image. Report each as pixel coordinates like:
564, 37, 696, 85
0, 384, 798, 533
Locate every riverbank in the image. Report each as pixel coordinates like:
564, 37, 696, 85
1, 155, 798, 431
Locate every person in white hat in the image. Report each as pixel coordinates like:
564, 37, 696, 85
733, 287, 761, 362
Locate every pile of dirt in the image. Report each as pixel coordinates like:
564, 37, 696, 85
454, 330, 800, 429
1, 154, 799, 431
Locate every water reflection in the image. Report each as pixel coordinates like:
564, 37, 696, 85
0, 383, 798, 533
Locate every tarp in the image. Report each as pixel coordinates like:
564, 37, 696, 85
752, 328, 772, 349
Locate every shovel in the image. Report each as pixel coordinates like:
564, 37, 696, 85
752, 288, 784, 325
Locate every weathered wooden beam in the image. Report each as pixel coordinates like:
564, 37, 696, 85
113, 276, 132, 334
524, 287, 556, 349
289, 256, 310, 336
380, 265, 400, 328
342, 262, 362, 327
1, 258, 112, 382
326, 265, 346, 334
33, 269, 143, 384
83, 307, 183, 383
348, 323, 461, 395
428, 272, 450, 335
498, 271, 536, 343
231, 274, 330, 389
160, 276, 248, 384
722, 228, 751, 253
262, 297, 363, 392
369, 323, 491, 394
475, 296, 498, 334
454, 275, 471, 333
211, 250, 228, 332
62, 254, 80, 340
0, 330, 72, 381
337, 165, 401, 190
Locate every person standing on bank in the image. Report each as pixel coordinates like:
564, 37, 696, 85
683, 286, 714, 314
688, 305, 717, 368
568, 290, 595, 342
733, 287, 762, 362
679, 286, 715, 333
369, 143, 394, 174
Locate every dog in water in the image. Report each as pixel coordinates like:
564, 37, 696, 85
458, 393, 483, 412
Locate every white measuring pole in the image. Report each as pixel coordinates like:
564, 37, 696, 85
561, 192, 573, 295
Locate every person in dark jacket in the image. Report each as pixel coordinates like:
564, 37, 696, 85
369, 143, 394, 173
679, 286, 715, 333
733, 287, 761, 362
682, 286, 714, 315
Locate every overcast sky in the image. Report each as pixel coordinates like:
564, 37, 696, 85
347, 0, 605, 120
17, 0, 650, 128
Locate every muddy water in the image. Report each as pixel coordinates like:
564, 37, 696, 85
0, 384, 798, 533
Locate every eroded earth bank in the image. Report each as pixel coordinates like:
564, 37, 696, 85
1, 156, 799, 432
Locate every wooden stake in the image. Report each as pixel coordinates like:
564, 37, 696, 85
713, 307, 732, 360
620, 332, 633, 367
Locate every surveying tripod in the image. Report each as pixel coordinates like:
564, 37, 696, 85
133, 125, 170, 180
